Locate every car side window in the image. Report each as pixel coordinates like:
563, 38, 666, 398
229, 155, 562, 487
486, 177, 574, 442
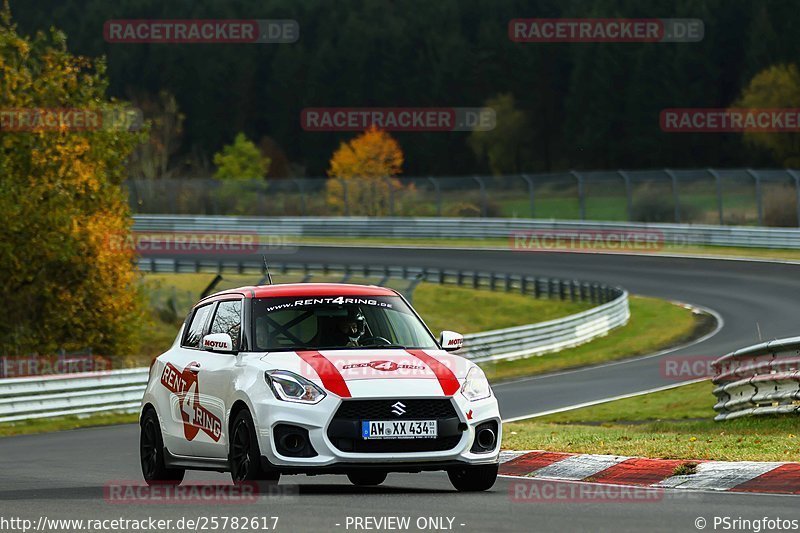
209, 300, 242, 351
182, 303, 213, 349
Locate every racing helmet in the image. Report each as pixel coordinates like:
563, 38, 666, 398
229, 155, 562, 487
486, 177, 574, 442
337, 308, 366, 343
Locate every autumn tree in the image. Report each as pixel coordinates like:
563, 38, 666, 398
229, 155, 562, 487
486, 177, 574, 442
213, 132, 271, 180
0, 5, 146, 356
733, 64, 800, 166
468, 93, 529, 175
326, 126, 404, 216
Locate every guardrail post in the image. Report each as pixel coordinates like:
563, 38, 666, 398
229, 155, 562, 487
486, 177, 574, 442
291, 179, 307, 216
340, 179, 350, 217
746, 169, 763, 226
707, 168, 724, 225
457, 271, 464, 286
618, 170, 633, 221
427, 177, 442, 217
569, 281, 577, 302
570, 170, 586, 221
504, 273, 512, 292
533, 278, 540, 298
473, 176, 487, 217
787, 169, 800, 227
665, 169, 682, 223
473, 271, 480, 289
521, 174, 536, 218
384, 176, 395, 216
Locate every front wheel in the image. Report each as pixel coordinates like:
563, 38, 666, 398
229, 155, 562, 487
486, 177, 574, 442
447, 463, 498, 492
229, 410, 280, 483
347, 471, 388, 486
140, 408, 185, 485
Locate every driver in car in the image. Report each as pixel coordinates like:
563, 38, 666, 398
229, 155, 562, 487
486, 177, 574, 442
318, 308, 366, 347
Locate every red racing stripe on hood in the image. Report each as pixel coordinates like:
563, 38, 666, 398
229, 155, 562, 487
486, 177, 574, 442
406, 349, 460, 396
296, 350, 351, 398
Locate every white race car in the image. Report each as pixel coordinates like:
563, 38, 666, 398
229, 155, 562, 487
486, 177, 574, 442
140, 283, 501, 491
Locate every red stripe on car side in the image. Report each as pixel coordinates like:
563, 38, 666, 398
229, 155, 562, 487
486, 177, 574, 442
406, 349, 460, 396
295, 350, 351, 398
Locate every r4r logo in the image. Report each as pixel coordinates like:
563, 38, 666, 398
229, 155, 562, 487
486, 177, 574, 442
160, 362, 222, 442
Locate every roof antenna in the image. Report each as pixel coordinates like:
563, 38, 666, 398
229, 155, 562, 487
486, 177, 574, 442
263, 255, 274, 285
756, 322, 763, 342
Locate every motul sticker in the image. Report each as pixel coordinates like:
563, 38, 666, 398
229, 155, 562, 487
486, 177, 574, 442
160, 362, 222, 442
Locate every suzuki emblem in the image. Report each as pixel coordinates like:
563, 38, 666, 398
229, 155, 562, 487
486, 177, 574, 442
391, 401, 406, 416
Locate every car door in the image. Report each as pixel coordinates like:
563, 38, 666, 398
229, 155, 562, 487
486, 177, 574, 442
159, 301, 222, 457
193, 298, 244, 459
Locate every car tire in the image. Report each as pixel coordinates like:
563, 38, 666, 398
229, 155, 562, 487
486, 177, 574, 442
229, 409, 280, 484
346, 471, 388, 486
447, 463, 498, 492
140, 408, 185, 486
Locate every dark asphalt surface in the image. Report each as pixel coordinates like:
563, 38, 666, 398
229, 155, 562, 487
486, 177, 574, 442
3, 246, 800, 532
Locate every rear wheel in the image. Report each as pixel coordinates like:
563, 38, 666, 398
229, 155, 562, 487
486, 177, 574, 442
229, 410, 280, 483
447, 463, 498, 492
347, 471, 388, 486
140, 408, 185, 485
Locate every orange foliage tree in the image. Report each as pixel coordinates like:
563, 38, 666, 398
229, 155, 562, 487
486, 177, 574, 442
325, 127, 405, 216
0, 6, 147, 356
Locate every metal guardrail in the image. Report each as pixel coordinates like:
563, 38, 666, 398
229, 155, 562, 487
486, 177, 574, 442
0, 369, 148, 423
134, 215, 800, 250
712, 337, 800, 421
459, 292, 629, 363
0, 263, 628, 423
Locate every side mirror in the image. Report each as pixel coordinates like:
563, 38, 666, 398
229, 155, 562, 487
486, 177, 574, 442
439, 330, 464, 352
201, 333, 237, 354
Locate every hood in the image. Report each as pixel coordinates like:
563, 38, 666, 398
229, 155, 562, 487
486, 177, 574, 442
261, 348, 473, 398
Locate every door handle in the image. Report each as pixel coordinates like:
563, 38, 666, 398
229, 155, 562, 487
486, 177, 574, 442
187, 364, 201, 373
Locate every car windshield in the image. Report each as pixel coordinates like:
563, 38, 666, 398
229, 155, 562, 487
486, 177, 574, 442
252, 295, 438, 351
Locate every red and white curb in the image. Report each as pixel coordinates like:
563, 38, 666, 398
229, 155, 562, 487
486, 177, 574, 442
499, 451, 800, 494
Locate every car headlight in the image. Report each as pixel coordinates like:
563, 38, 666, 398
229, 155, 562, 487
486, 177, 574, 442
265, 370, 326, 404
461, 366, 491, 401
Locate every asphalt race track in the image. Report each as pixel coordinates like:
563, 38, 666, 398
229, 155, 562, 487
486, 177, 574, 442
3, 247, 800, 532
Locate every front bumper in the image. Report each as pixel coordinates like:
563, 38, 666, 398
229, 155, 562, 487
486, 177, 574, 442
251, 391, 501, 472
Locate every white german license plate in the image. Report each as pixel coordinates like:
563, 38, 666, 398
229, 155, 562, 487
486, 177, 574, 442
361, 420, 437, 439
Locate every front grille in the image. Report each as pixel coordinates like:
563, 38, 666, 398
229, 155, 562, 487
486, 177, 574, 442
333, 399, 458, 420
327, 399, 462, 454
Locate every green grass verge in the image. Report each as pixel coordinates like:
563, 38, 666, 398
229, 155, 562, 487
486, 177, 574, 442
482, 296, 705, 382
503, 381, 800, 462
0, 412, 138, 438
